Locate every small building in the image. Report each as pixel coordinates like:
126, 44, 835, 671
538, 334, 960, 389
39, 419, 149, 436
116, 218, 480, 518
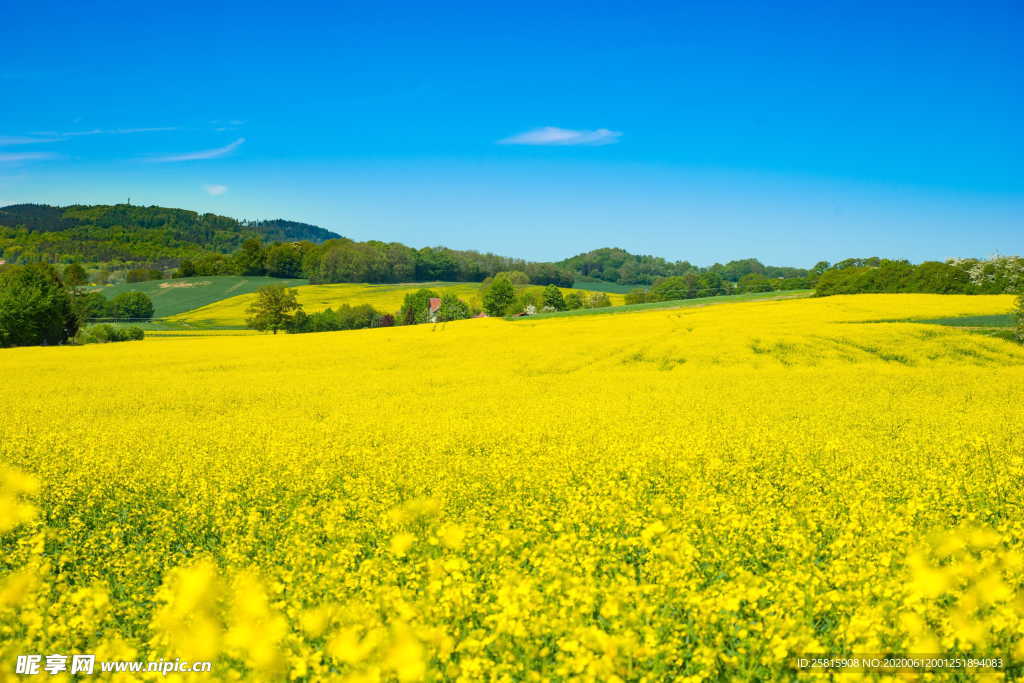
428, 297, 442, 323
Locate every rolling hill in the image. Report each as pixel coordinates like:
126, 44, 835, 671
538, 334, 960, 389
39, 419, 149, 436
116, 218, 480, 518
0, 203, 340, 266
89, 276, 308, 318
169, 282, 626, 328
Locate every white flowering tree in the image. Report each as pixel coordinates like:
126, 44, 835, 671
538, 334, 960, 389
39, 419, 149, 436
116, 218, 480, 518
948, 255, 1024, 294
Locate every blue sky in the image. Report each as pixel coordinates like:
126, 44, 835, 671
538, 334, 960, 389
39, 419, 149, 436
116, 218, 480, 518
1, 0, 1020, 266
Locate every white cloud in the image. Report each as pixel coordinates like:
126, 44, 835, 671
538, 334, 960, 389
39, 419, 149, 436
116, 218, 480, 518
0, 136, 62, 146
204, 184, 228, 196
112, 127, 178, 134
498, 126, 622, 146
151, 138, 246, 163
60, 127, 177, 137
0, 152, 59, 163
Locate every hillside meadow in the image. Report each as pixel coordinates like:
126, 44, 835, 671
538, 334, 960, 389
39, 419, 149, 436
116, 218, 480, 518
88, 276, 309, 319
1, 294, 1023, 680
169, 282, 625, 328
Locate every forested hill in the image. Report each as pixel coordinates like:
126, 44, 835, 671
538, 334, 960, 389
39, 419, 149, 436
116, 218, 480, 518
0, 203, 339, 266
559, 247, 811, 286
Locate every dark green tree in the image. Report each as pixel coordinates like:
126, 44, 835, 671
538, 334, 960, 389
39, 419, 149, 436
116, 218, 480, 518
0, 263, 79, 347
649, 274, 699, 301
482, 276, 515, 317
234, 238, 266, 276
738, 273, 775, 293
109, 291, 155, 319
265, 243, 304, 278
74, 291, 112, 321
175, 259, 197, 278
541, 284, 566, 311
63, 263, 88, 287
246, 285, 301, 334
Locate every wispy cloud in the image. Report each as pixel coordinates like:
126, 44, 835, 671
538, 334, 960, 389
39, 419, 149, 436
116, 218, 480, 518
68, 127, 178, 137
27, 127, 178, 138
0, 152, 59, 163
151, 138, 246, 163
203, 184, 229, 196
498, 126, 622, 146
0, 136, 62, 146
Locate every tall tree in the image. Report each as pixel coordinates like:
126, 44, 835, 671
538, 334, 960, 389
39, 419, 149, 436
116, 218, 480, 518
482, 276, 515, 316
246, 285, 301, 334
542, 284, 566, 311
0, 263, 79, 347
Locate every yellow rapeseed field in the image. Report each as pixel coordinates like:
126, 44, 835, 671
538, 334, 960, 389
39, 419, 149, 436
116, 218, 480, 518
1, 294, 1023, 681
169, 282, 625, 328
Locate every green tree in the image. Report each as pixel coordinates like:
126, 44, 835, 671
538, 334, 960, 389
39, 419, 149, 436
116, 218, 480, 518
246, 285, 301, 334
0, 263, 79, 347
265, 243, 304, 279
398, 288, 440, 325
541, 284, 566, 311
63, 263, 88, 287
482, 276, 515, 316
74, 291, 111, 321
624, 289, 647, 305
234, 238, 266, 276
438, 293, 471, 321
109, 291, 155, 319
564, 292, 584, 310
738, 273, 775, 293
175, 259, 197, 278
649, 275, 698, 301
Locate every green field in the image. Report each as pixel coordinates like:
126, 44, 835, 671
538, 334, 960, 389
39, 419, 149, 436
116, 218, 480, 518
87, 276, 308, 318
510, 290, 813, 320
571, 278, 640, 294
916, 313, 1016, 327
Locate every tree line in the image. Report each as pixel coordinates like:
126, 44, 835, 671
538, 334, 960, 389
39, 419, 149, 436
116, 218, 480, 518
0, 262, 153, 347
812, 256, 1024, 297
558, 247, 810, 286
173, 238, 576, 287
244, 273, 617, 335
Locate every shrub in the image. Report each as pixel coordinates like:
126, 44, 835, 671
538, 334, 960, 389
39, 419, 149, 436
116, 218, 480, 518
126, 268, 163, 283
174, 260, 197, 278
624, 289, 648, 305
564, 292, 584, 310
583, 292, 612, 309
74, 324, 145, 345
1016, 295, 1024, 343
287, 304, 383, 334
